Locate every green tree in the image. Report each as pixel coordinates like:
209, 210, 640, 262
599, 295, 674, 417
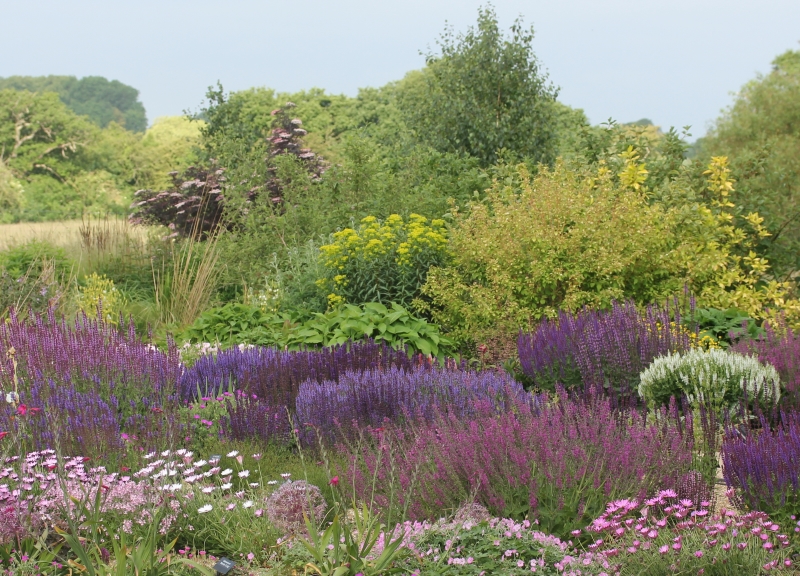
398, 4, 559, 166
697, 49, 800, 278
0, 75, 147, 132
0, 89, 141, 220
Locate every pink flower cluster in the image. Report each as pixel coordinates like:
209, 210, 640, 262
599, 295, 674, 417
584, 490, 793, 572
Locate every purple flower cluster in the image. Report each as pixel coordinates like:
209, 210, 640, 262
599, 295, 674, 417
179, 340, 434, 406
722, 411, 800, 524
732, 321, 800, 405
0, 311, 182, 457
341, 392, 692, 538
222, 391, 291, 444
583, 491, 792, 572
0, 311, 181, 413
518, 300, 691, 395
297, 367, 527, 442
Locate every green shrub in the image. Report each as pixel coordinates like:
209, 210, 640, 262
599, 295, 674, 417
176, 301, 453, 357
0, 240, 72, 278
419, 159, 676, 347
638, 348, 780, 413
319, 213, 450, 308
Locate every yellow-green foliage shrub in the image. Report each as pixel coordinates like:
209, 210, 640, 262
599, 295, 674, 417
420, 154, 800, 347
77, 272, 123, 323
418, 158, 677, 345
318, 214, 449, 308
669, 156, 800, 324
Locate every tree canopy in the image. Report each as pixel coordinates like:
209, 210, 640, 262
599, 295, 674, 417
0, 75, 147, 132
397, 5, 559, 167
697, 49, 800, 279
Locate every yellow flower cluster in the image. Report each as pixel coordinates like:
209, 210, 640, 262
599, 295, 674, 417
77, 273, 123, 324
646, 320, 721, 351
320, 214, 449, 271
318, 214, 450, 307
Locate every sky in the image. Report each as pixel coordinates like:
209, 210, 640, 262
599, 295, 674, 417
1, 0, 798, 138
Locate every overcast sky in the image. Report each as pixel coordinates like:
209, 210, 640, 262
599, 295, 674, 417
2, 0, 798, 138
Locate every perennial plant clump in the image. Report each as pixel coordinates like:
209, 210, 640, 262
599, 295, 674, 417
341, 392, 693, 540
518, 300, 693, 394
582, 490, 793, 575
0, 311, 182, 458
722, 411, 800, 532
732, 321, 800, 406
318, 213, 450, 308
178, 339, 433, 405
638, 348, 780, 414
297, 366, 525, 442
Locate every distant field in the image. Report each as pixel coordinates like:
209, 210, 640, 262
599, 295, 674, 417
0, 220, 87, 251
0, 218, 156, 272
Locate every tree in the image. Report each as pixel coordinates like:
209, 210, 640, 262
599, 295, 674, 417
0, 75, 147, 132
0, 89, 96, 183
697, 49, 800, 279
398, 4, 559, 166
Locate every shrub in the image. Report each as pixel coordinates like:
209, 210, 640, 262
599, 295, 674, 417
582, 491, 793, 575
130, 164, 226, 239
419, 160, 677, 346
722, 412, 800, 533
518, 300, 693, 394
340, 393, 693, 540
297, 366, 525, 442
265, 480, 327, 536
132, 103, 327, 238
421, 156, 800, 347
318, 214, 450, 308
638, 348, 780, 414
0, 240, 72, 279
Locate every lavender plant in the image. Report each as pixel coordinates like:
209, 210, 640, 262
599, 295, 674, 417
722, 412, 800, 533
518, 300, 692, 395
178, 340, 435, 405
297, 366, 526, 442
